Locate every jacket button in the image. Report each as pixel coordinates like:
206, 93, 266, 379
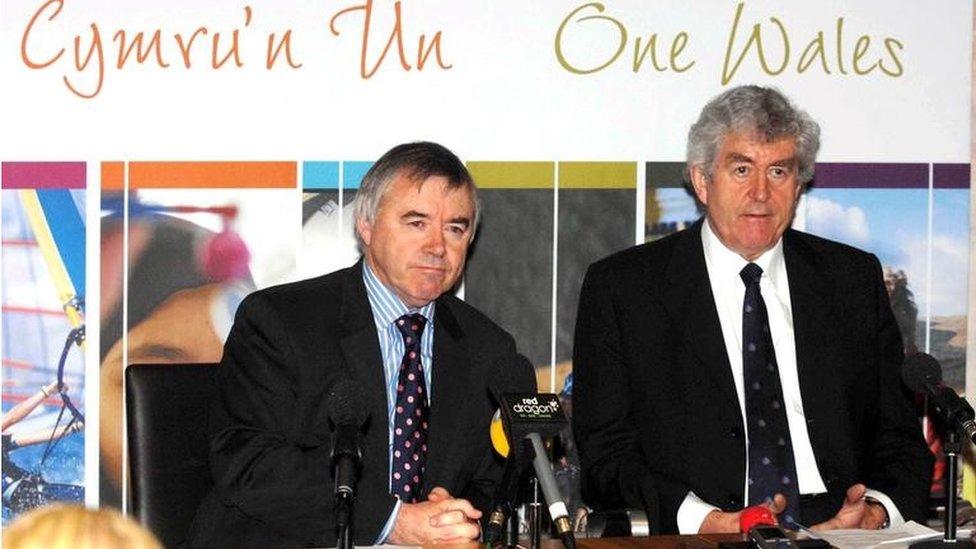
730, 427, 742, 438
729, 495, 740, 507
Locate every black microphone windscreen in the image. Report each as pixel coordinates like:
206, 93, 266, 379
327, 377, 369, 427
902, 352, 943, 393
489, 355, 536, 404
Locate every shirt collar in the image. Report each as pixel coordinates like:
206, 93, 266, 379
362, 260, 436, 330
701, 218, 787, 294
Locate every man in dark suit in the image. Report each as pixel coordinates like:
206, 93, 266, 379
572, 86, 931, 535
189, 142, 534, 547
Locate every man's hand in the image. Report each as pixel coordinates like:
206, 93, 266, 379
810, 484, 888, 531
388, 487, 483, 545
426, 486, 451, 504
699, 494, 788, 533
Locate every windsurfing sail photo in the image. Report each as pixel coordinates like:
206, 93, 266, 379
2, 172, 87, 525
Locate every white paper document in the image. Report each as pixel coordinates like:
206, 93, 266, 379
814, 521, 972, 549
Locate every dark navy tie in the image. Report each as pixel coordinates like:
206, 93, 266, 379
392, 313, 428, 502
740, 263, 800, 526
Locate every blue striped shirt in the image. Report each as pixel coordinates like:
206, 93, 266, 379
362, 261, 436, 541
362, 262, 436, 421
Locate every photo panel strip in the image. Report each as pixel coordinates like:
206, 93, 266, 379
645, 162, 699, 242
299, 160, 373, 279
465, 162, 554, 388
99, 161, 297, 508
556, 162, 636, 392
1, 162, 87, 525
929, 163, 970, 391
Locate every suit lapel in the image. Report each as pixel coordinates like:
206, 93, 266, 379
337, 262, 390, 478
782, 231, 837, 462
423, 299, 471, 495
662, 220, 740, 410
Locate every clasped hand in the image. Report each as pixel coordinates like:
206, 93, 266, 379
388, 486, 483, 545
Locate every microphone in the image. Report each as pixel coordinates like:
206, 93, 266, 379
327, 377, 369, 548
527, 432, 573, 544
485, 421, 525, 546
485, 360, 534, 546
497, 393, 575, 549
902, 353, 976, 443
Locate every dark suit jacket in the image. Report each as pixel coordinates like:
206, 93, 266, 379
572, 221, 932, 534
188, 261, 534, 548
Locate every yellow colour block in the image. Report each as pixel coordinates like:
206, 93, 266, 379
559, 162, 637, 189
467, 162, 554, 189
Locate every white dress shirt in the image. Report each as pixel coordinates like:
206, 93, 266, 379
675, 220, 903, 533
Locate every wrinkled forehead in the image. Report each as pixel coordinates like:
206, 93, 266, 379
718, 130, 797, 156
725, 125, 798, 147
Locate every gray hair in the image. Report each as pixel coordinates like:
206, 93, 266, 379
687, 85, 821, 183
353, 141, 481, 244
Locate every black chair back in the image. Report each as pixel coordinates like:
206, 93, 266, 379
126, 363, 218, 548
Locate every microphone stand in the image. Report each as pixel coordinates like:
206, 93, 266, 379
336, 492, 353, 549
528, 477, 542, 549
332, 424, 360, 549
487, 441, 532, 547
504, 505, 520, 548
911, 428, 974, 549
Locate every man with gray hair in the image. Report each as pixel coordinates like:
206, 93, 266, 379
190, 141, 534, 547
573, 86, 931, 534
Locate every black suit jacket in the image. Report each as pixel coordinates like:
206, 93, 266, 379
572, 221, 931, 534
188, 261, 534, 548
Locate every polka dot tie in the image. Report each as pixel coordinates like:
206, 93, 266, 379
392, 313, 428, 502
740, 263, 800, 526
